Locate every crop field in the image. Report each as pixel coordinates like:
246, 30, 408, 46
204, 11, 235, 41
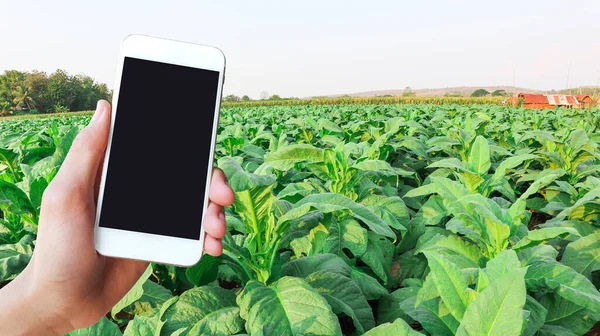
1, 104, 600, 335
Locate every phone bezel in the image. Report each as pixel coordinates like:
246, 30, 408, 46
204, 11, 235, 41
94, 34, 225, 267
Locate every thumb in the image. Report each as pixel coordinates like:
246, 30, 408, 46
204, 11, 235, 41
54, 100, 111, 189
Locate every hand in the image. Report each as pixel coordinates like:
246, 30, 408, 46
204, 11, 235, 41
0, 100, 234, 335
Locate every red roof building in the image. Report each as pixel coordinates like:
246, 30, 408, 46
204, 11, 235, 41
511, 93, 595, 109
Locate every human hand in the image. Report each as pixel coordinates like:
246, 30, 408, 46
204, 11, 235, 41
0, 100, 234, 335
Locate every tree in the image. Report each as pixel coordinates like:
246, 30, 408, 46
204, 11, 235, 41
24, 71, 50, 113
471, 89, 490, 97
268, 94, 282, 100
241, 95, 251, 101
402, 91, 416, 97
12, 85, 35, 110
260, 91, 269, 100
46, 69, 76, 112
223, 94, 241, 102
491, 89, 508, 97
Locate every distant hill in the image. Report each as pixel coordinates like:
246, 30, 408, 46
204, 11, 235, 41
321, 86, 599, 98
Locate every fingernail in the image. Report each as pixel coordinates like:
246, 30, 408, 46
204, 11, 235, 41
90, 101, 104, 124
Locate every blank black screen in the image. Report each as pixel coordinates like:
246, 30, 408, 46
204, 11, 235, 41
99, 57, 220, 239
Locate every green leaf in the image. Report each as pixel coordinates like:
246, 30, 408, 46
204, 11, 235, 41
562, 231, 600, 280
112, 266, 172, 318
349, 268, 388, 300
306, 271, 375, 334
0, 235, 33, 281
323, 218, 368, 261
363, 318, 423, 335
265, 144, 325, 170
468, 136, 491, 175
282, 253, 351, 278
67, 317, 122, 336
416, 234, 482, 269
186, 254, 222, 286
455, 268, 527, 336
160, 286, 244, 336
517, 244, 558, 265
112, 266, 152, 318
377, 286, 420, 325
359, 232, 394, 284
403, 297, 459, 336
124, 312, 160, 336
521, 295, 547, 336
512, 227, 578, 251
539, 293, 600, 335
485, 249, 521, 282
29, 177, 48, 211
423, 252, 468, 321
31, 126, 78, 180
237, 277, 342, 336
279, 193, 395, 239
352, 160, 413, 176
491, 154, 538, 183
0, 180, 35, 216
362, 195, 410, 232
218, 157, 276, 192
536, 325, 578, 336
525, 261, 600, 314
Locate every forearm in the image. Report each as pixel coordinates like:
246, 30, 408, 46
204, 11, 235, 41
0, 271, 64, 336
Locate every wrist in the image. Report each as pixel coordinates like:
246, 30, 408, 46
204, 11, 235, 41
0, 267, 70, 335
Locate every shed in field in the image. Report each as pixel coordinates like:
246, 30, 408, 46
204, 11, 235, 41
576, 94, 595, 108
511, 93, 594, 109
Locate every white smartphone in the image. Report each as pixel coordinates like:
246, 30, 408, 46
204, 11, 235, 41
94, 35, 225, 266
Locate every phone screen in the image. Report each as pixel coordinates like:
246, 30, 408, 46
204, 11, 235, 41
98, 57, 220, 240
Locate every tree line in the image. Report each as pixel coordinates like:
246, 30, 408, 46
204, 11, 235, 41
0, 70, 111, 116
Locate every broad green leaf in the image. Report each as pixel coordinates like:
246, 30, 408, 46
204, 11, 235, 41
468, 136, 491, 175
455, 268, 527, 336
67, 317, 122, 336
536, 325, 578, 336
485, 249, 521, 282
562, 231, 600, 280
402, 297, 459, 336
237, 277, 342, 336
521, 295, 547, 336
0, 180, 35, 216
427, 157, 467, 171
359, 232, 394, 284
491, 154, 538, 183
265, 144, 324, 170
349, 268, 388, 300
31, 126, 78, 180
416, 234, 482, 269
512, 227, 578, 251
160, 286, 244, 336
517, 244, 558, 265
112, 266, 153, 318
290, 224, 328, 258
423, 252, 468, 321
416, 273, 439, 306
0, 235, 33, 281
525, 261, 600, 314
186, 254, 222, 286
282, 253, 351, 278
218, 157, 276, 192
279, 193, 395, 238
377, 286, 420, 325
352, 160, 413, 176
362, 195, 410, 232
306, 271, 375, 333
323, 218, 368, 261
539, 293, 600, 335
363, 317, 423, 335
124, 311, 160, 336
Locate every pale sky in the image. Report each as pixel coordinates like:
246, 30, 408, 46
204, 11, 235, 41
2, 0, 599, 98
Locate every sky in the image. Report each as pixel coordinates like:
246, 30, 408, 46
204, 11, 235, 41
2, 0, 599, 99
